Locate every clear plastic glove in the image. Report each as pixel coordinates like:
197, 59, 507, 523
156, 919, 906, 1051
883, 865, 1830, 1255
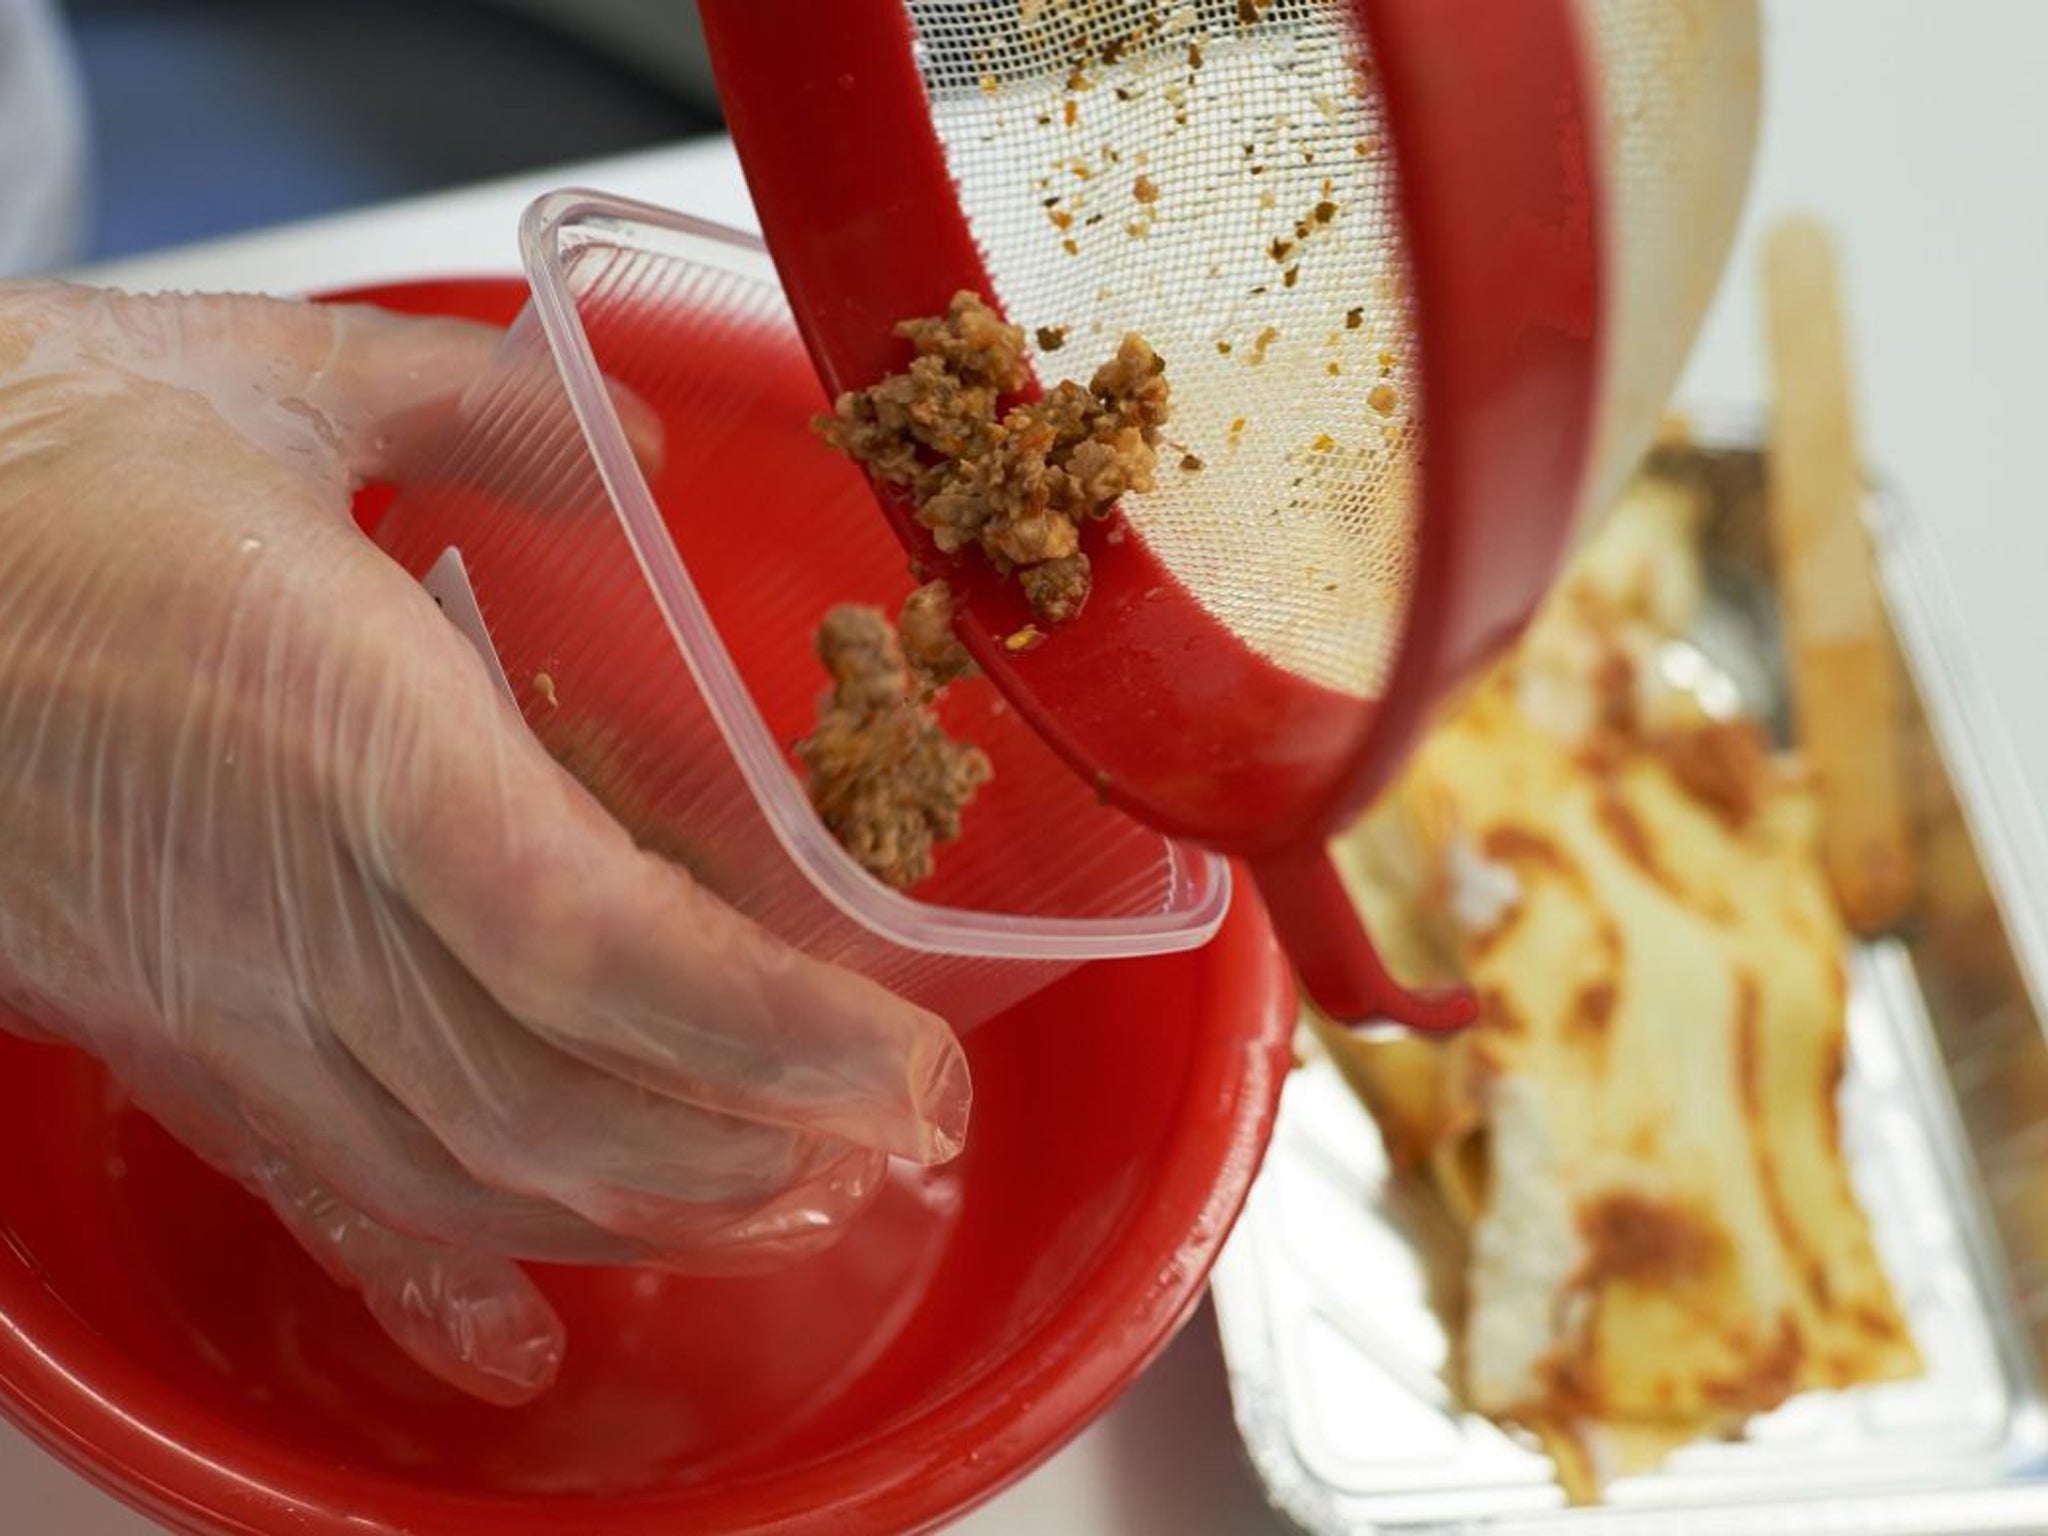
0, 282, 970, 1405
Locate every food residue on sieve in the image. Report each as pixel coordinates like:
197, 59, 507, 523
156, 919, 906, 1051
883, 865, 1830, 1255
816, 290, 1172, 626
796, 586, 992, 893
898, 577, 978, 690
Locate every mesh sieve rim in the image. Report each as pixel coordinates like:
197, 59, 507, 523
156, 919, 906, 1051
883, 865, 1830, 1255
703, 0, 1606, 1027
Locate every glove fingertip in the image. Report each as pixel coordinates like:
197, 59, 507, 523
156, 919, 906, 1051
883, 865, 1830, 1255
362, 1254, 567, 1409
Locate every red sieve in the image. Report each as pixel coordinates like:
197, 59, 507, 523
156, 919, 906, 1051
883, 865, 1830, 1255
699, 0, 1756, 1027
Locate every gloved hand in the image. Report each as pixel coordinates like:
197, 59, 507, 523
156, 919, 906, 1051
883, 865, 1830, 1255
0, 282, 970, 1405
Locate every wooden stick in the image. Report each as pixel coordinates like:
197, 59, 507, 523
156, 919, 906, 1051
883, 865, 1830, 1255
1762, 217, 1916, 933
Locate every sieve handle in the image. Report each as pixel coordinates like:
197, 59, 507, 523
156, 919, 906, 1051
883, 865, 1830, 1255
1251, 849, 1475, 1033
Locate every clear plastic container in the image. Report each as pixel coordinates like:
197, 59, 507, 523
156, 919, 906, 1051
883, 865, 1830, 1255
372, 188, 1231, 1031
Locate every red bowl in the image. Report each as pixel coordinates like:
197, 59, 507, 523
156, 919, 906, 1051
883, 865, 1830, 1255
0, 278, 1297, 1535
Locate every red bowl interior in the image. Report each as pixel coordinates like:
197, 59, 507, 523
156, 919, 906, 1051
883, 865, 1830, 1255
0, 277, 1296, 1536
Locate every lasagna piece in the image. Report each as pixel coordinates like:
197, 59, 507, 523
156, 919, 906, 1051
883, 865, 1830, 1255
1319, 469, 1920, 1500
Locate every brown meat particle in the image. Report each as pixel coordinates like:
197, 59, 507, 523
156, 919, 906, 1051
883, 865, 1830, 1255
818, 295, 1172, 635
898, 580, 976, 690
798, 601, 992, 892
1021, 553, 1093, 623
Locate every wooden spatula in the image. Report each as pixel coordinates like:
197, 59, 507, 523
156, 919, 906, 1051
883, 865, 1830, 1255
1762, 216, 1917, 933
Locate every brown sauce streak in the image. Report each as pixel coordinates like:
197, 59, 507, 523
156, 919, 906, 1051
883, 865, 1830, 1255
1466, 908, 1522, 961
1734, 974, 1764, 1125
1849, 1302, 1904, 1343
1535, 1346, 1605, 1421
1655, 718, 1774, 827
1593, 650, 1637, 734
1821, 1031, 1847, 1155
1481, 824, 1574, 877
1595, 789, 1677, 893
1701, 1317, 1804, 1411
1570, 980, 1618, 1048
1576, 1191, 1726, 1289
1805, 1259, 1834, 1310
1478, 985, 1527, 1037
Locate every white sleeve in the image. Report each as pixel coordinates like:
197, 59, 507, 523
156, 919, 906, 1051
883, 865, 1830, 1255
0, 0, 90, 277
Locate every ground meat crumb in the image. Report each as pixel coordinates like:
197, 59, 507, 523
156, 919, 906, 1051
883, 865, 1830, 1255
814, 290, 1173, 626
1020, 554, 1093, 624
797, 601, 992, 892
898, 579, 977, 691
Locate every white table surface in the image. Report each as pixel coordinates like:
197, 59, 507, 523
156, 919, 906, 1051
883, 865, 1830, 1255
14, 1, 2048, 1529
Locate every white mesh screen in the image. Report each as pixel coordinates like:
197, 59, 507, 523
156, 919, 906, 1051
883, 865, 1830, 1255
905, 0, 1417, 700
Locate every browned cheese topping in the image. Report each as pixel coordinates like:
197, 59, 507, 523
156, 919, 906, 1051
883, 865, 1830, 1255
816, 290, 1170, 624
796, 586, 992, 893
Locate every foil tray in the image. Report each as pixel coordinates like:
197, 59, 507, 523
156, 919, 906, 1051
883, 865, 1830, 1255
1210, 429, 2048, 1534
